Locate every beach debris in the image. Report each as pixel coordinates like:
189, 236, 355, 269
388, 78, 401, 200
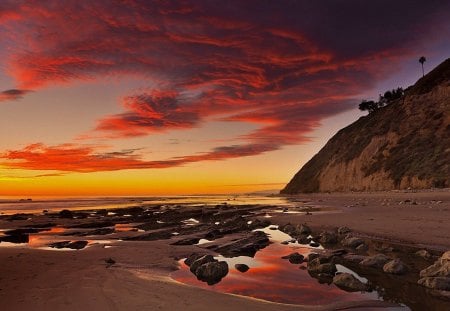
235, 264, 250, 273
383, 258, 408, 275
360, 254, 390, 269
333, 273, 369, 292
281, 252, 304, 264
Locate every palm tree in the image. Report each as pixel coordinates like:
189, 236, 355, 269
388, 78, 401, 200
419, 56, 426, 77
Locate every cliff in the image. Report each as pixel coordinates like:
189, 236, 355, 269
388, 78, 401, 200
281, 59, 450, 193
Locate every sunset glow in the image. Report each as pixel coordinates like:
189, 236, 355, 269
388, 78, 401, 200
1, 1, 449, 196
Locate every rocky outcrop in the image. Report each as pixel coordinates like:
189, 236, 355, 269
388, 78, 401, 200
281, 58, 450, 193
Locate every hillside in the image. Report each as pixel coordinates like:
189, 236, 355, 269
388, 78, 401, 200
281, 59, 450, 194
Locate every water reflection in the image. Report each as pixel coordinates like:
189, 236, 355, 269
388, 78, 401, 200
172, 241, 379, 305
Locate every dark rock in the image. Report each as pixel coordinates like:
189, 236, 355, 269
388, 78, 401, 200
418, 277, 450, 291
208, 231, 269, 257
308, 258, 337, 275
184, 253, 203, 267
298, 224, 312, 235
309, 241, 320, 247
195, 261, 229, 285
0, 234, 29, 244
360, 254, 390, 269
343, 254, 367, 264
281, 252, 304, 264
235, 264, 250, 273
105, 258, 116, 266
333, 273, 368, 292
297, 235, 312, 244
171, 237, 201, 245
49, 240, 88, 249
59, 209, 73, 219
341, 236, 365, 248
338, 226, 351, 235
319, 231, 338, 244
383, 258, 408, 275
355, 243, 368, 252
190, 255, 216, 273
69, 221, 115, 229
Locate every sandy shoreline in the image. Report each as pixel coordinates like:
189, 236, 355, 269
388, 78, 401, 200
0, 190, 449, 310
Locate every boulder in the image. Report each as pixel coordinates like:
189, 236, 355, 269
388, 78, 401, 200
207, 231, 269, 257
383, 258, 408, 275
298, 224, 312, 235
184, 253, 203, 266
235, 264, 250, 273
195, 261, 229, 285
281, 252, 304, 264
341, 236, 365, 248
355, 243, 368, 252
420, 257, 450, 278
333, 273, 368, 292
190, 255, 216, 273
308, 258, 337, 275
360, 254, 390, 269
319, 231, 338, 244
338, 226, 351, 235
418, 277, 450, 291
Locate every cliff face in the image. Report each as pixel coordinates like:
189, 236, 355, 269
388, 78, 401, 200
281, 59, 450, 194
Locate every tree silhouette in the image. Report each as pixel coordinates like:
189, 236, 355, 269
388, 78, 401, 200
419, 56, 426, 77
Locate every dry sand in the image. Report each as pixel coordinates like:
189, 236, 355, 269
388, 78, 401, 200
0, 190, 448, 310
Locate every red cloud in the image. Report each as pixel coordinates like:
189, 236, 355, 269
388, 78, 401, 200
1, 1, 449, 172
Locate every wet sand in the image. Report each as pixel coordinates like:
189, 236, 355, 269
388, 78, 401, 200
0, 190, 448, 310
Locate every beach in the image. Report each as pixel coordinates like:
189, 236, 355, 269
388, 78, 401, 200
0, 190, 449, 310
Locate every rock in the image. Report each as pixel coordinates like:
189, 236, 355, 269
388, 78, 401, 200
67, 241, 89, 249
308, 258, 337, 275
309, 241, 320, 247
418, 277, 450, 291
207, 231, 269, 257
184, 253, 203, 267
59, 209, 73, 218
195, 261, 229, 285
420, 257, 450, 278
297, 235, 312, 244
442, 251, 450, 261
190, 255, 216, 273
333, 273, 368, 292
0, 234, 29, 244
319, 231, 338, 244
105, 258, 115, 267
338, 226, 351, 235
49, 240, 88, 250
360, 254, 390, 269
235, 264, 250, 273
298, 224, 312, 235
281, 252, 304, 264
341, 236, 365, 248
383, 258, 408, 275
171, 237, 200, 245
343, 254, 367, 263
355, 243, 368, 252
416, 249, 432, 260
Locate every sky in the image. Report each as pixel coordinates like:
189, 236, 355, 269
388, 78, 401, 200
0, 0, 449, 197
